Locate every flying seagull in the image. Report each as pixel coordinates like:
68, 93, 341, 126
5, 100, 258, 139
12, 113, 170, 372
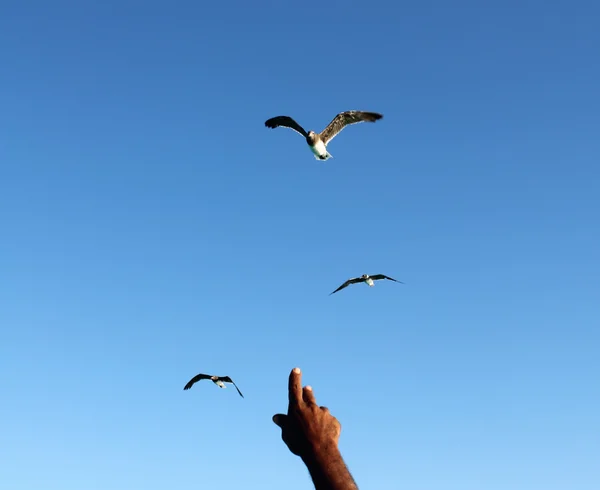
264, 110, 383, 160
183, 373, 244, 398
329, 274, 403, 295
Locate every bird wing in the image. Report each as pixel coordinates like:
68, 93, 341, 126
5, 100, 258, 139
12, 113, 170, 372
319, 111, 383, 145
220, 376, 244, 398
329, 277, 365, 295
183, 373, 212, 391
369, 274, 404, 284
264, 116, 309, 138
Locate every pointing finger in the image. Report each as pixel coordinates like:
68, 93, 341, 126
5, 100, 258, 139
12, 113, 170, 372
288, 367, 304, 407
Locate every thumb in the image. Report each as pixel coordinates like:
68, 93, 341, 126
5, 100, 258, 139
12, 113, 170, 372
272, 413, 287, 428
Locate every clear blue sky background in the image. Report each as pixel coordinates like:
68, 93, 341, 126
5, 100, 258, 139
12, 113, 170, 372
1, 1, 599, 489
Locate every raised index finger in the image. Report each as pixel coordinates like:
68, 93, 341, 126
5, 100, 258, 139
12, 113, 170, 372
288, 367, 304, 407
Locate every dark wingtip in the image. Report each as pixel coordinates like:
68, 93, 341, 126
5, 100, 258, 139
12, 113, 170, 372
264, 116, 281, 128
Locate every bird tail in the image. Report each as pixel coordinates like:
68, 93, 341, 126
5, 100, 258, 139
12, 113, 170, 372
314, 152, 333, 161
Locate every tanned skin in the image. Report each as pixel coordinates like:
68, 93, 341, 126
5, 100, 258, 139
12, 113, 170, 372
272, 367, 359, 490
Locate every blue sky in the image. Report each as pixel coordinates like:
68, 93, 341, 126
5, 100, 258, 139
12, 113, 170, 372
1, 1, 599, 489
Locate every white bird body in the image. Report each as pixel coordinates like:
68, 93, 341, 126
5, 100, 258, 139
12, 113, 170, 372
365, 276, 374, 286
310, 139, 331, 160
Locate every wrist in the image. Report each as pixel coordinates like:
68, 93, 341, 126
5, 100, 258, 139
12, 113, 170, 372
301, 439, 342, 468
301, 443, 358, 490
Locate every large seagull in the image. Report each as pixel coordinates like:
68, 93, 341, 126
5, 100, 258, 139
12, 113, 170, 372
330, 274, 403, 295
264, 110, 383, 160
183, 373, 244, 398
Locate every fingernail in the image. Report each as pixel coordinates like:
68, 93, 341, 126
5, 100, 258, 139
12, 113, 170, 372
305, 385, 312, 391
293, 367, 301, 374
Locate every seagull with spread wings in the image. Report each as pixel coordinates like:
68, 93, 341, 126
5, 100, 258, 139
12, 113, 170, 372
264, 110, 383, 160
183, 373, 244, 398
330, 274, 403, 295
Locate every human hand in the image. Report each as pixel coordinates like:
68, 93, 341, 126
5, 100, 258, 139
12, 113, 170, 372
272, 367, 342, 459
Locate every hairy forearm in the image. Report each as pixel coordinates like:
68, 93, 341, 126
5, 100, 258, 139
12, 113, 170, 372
302, 445, 359, 490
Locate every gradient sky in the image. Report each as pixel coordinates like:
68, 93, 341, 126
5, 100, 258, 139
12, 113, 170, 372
1, 1, 599, 489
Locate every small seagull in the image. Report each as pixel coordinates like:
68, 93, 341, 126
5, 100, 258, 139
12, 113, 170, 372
329, 274, 403, 295
183, 373, 244, 398
264, 110, 383, 160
